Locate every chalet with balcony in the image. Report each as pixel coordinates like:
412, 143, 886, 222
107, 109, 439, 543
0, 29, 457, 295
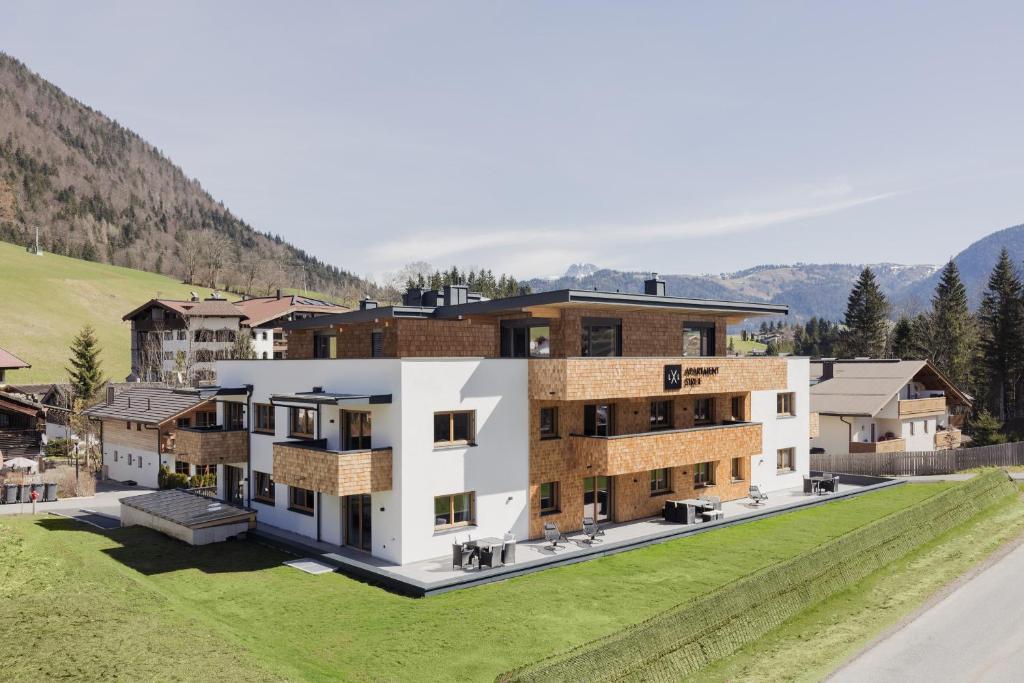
809, 359, 972, 454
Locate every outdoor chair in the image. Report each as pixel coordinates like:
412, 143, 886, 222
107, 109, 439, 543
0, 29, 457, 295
699, 495, 721, 510
702, 509, 725, 522
544, 522, 566, 549
749, 485, 768, 507
479, 545, 501, 569
581, 516, 604, 543
452, 543, 472, 570
501, 540, 516, 565
803, 476, 817, 494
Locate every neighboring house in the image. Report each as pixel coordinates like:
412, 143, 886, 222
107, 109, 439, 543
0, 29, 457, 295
0, 389, 45, 458
185, 277, 811, 566
809, 359, 972, 454
0, 346, 30, 383
123, 291, 346, 384
83, 386, 228, 488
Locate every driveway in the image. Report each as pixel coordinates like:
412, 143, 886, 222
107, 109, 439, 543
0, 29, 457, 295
0, 480, 151, 518
831, 540, 1024, 682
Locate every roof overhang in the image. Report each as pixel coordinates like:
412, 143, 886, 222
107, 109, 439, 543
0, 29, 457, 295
270, 392, 392, 408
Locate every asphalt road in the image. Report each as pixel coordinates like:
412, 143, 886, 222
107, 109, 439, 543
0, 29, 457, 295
831, 540, 1024, 682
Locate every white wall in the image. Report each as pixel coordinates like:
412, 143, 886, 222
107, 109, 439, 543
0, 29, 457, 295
102, 439, 162, 488
750, 357, 810, 492
901, 417, 937, 451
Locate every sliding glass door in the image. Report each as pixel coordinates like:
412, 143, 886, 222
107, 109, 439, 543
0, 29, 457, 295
583, 476, 612, 523
343, 494, 372, 552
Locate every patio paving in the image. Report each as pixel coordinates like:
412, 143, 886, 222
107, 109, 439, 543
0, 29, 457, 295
252, 476, 901, 596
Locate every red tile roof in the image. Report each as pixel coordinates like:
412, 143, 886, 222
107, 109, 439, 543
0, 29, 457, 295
234, 295, 347, 327
0, 347, 30, 370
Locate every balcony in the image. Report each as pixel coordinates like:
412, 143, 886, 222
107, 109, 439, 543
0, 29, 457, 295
273, 439, 392, 496
849, 438, 906, 454
569, 421, 762, 477
529, 357, 789, 401
898, 396, 946, 418
935, 428, 962, 450
173, 426, 248, 466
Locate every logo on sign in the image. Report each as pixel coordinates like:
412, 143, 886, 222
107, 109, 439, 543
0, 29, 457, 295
664, 364, 682, 390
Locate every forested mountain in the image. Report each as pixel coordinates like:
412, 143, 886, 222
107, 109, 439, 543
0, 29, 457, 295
0, 53, 372, 301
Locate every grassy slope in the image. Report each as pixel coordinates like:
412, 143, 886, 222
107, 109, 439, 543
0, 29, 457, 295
0, 240, 224, 383
694, 486, 1024, 682
0, 483, 950, 682
728, 335, 767, 354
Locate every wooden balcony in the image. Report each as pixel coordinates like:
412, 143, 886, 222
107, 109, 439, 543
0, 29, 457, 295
529, 357, 789, 401
935, 428, 962, 450
272, 440, 392, 496
809, 412, 820, 439
569, 421, 762, 477
898, 397, 946, 418
173, 427, 248, 466
849, 438, 906, 454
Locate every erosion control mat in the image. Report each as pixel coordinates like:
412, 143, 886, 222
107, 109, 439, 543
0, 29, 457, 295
499, 471, 1017, 682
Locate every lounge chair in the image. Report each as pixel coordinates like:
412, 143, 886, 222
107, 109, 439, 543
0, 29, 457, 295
581, 516, 604, 543
544, 522, 566, 549
749, 485, 768, 507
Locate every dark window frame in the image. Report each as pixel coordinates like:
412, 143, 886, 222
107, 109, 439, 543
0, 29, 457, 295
289, 407, 315, 438
433, 492, 476, 529
583, 403, 615, 437
580, 317, 622, 357
289, 486, 315, 514
433, 411, 476, 446
682, 321, 716, 357
539, 481, 560, 514
649, 468, 672, 495
539, 407, 559, 440
253, 403, 276, 434
253, 470, 276, 504
650, 400, 673, 431
500, 319, 553, 358
313, 333, 337, 359
693, 398, 714, 425
693, 461, 715, 487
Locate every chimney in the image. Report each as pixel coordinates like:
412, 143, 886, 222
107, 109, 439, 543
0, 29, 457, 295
421, 290, 440, 307
821, 359, 835, 381
402, 287, 424, 307
443, 284, 468, 307
106, 385, 115, 405
276, 289, 283, 300
644, 273, 666, 297
359, 297, 379, 311
311, 386, 324, 394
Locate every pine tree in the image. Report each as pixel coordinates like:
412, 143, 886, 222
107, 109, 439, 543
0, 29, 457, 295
889, 316, 914, 360
968, 409, 1006, 447
922, 260, 976, 390
977, 248, 1024, 420
840, 267, 890, 357
67, 325, 104, 400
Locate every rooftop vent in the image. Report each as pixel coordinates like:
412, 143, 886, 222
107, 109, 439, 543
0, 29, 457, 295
422, 290, 441, 307
359, 297, 379, 311
311, 386, 324, 393
276, 289, 283, 300
402, 287, 425, 307
443, 284, 468, 307
644, 273, 666, 297
190, 291, 200, 302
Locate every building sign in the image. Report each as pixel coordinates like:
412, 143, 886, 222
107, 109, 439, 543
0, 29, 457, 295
666, 364, 720, 389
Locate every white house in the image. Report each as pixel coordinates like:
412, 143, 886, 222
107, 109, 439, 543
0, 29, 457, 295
810, 359, 972, 455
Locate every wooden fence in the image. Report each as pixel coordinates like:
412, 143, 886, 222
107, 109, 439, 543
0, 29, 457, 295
811, 441, 1024, 477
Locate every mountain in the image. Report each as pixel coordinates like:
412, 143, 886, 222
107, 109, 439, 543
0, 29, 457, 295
0, 53, 372, 301
531, 263, 937, 323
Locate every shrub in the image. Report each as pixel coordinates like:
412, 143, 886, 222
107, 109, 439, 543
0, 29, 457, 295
969, 409, 1007, 447
158, 466, 189, 490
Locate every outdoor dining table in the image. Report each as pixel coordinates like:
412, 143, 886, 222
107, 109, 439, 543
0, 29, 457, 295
465, 537, 506, 568
806, 475, 833, 494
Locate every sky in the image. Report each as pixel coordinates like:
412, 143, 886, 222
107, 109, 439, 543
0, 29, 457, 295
3, 2, 1024, 282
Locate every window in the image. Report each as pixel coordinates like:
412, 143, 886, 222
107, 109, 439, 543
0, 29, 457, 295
581, 317, 622, 357
126, 421, 131, 430
693, 462, 714, 486
195, 464, 215, 477
313, 333, 337, 359
539, 407, 559, 439
177, 330, 186, 341
113, 451, 118, 462
924, 421, 930, 434
777, 447, 795, 472
175, 416, 191, 429
343, 410, 372, 450
163, 330, 173, 341
500, 321, 551, 358
225, 403, 244, 430
136, 423, 142, 431
138, 456, 143, 469
910, 421, 916, 436
539, 482, 560, 514
289, 407, 315, 438
583, 404, 614, 437
650, 400, 673, 430
693, 398, 713, 425
731, 396, 744, 421
777, 392, 795, 417
682, 322, 716, 357
253, 403, 275, 434
254, 471, 275, 504
650, 468, 671, 494
289, 486, 314, 514
193, 411, 216, 428
732, 457, 744, 481
434, 492, 475, 529
128, 454, 133, 466
371, 329, 384, 358
433, 411, 475, 446
175, 461, 190, 476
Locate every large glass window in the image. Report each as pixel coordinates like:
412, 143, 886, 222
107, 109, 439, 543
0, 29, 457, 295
343, 410, 372, 450
583, 404, 614, 437
539, 482, 560, 514
649, 468, 671, 494
693, 398, 713, 425
731, 396, 744, 421
683, 322, 716, 357
289, 407, 315, 437
434, 492, 475, 528
254, 471, 275, 504
500, 321, 551, 358
539, 407, 559, 439
253, 403, 275, 434
581, 318, 622, 357
650, 400, 673, 430
433, 411, 475, 445
313, 333, 337, 359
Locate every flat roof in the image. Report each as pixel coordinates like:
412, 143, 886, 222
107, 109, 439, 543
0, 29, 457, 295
121, 489, 253, 529
270, 391, 392, 405
284, 288, 788, 330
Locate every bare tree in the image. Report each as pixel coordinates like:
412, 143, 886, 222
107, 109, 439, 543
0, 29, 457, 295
178, 230, 203, 285
239, 252, 262, 296
202, 232, 233, 289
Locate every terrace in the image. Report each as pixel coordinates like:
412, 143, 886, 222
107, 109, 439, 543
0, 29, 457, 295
252, 473, 894, 596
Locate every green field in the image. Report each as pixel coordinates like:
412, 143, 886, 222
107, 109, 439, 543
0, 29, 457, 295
0, 240, 224, 383
728, 335, 767, 354
0, 483, 956, 682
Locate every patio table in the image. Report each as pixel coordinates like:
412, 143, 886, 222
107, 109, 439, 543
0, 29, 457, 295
466, 537, 506, 568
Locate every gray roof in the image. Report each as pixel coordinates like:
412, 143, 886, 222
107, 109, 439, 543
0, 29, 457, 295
120, 489, 253, 528
185, 299, 245, 317
270, 391, 392, 405
810, 360, 929, 416
284, 288, 789, 330
83, 387, 205, 425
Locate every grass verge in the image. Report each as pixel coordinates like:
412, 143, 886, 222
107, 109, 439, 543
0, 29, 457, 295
693, 484, 1024, 682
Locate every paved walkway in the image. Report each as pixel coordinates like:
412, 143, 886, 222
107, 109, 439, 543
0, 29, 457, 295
0, 481, 152, 518
831, 540, 1024, 682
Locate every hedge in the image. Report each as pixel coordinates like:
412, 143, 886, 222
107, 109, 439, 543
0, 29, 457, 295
499, 470, 1017, 682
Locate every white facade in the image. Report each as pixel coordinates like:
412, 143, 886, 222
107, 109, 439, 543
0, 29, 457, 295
812, 392, 949, 455
101, 441, 164, 488
750, 357, 811, 490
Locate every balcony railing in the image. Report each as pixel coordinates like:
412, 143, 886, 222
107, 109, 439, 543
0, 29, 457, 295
174, 426, 248, 466
272, 439, 392, 496
849, 438, 906, 454
569, 421, 762, 476
898, 397, 946, 418
935, 428, 962, 450
528, 356, 789, 400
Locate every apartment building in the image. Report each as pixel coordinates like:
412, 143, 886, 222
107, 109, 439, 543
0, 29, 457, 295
123, 291, 347, 383
810, 359, 972, 454
185, 277, 810, 565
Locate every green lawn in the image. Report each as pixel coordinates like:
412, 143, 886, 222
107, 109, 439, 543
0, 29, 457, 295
728, 335, 767, 354
0, 239, 226, 383
0, 483, 954, 682
693, 485, 1024, 682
